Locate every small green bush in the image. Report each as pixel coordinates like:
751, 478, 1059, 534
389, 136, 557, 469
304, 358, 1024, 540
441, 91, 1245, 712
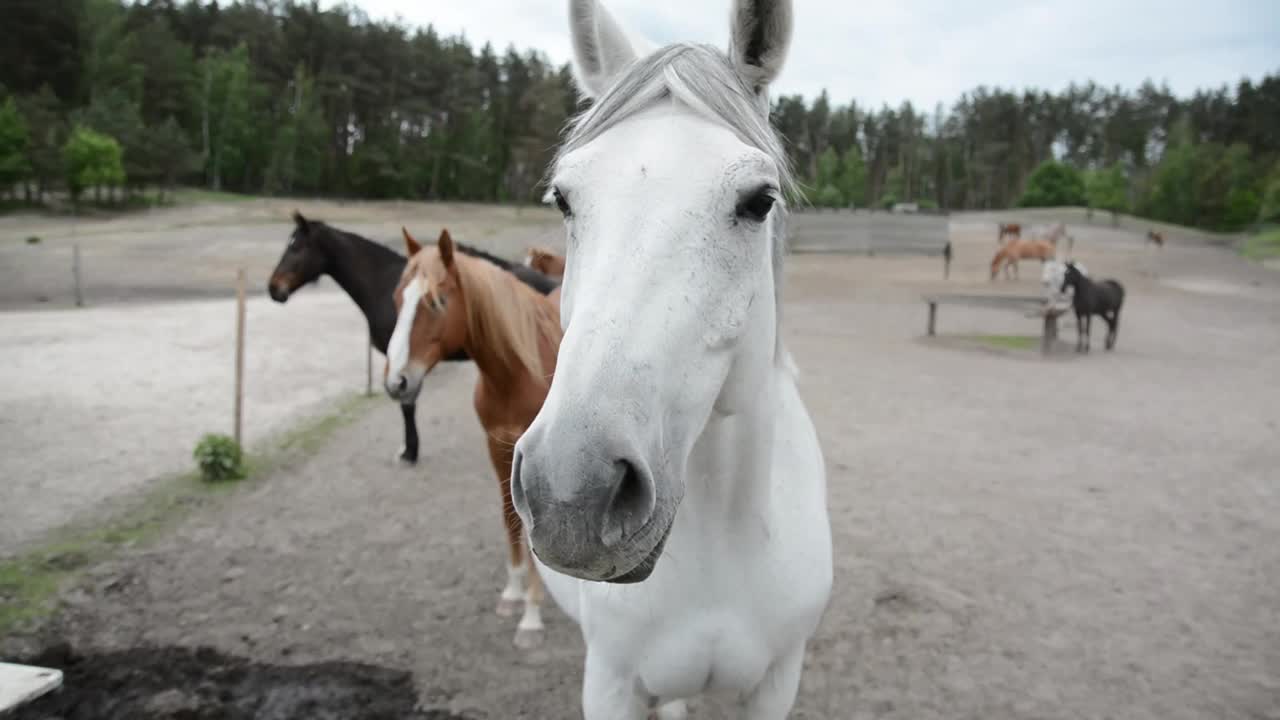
193, 433, 245, 483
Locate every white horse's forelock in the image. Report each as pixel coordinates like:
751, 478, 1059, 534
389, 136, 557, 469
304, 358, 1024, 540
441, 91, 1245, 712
551, 42, 797, 365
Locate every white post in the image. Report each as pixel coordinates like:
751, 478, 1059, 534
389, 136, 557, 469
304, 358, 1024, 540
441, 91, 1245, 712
72, 243, 84, 307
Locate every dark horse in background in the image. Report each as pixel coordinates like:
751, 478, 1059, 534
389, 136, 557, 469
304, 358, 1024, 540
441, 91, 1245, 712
269, 211, 560, 463
1060, 261, 1125, 353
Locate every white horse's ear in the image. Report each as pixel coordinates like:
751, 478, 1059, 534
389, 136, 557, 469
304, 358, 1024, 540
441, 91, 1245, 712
729, 0, 794, 93
568, 0, 639, 99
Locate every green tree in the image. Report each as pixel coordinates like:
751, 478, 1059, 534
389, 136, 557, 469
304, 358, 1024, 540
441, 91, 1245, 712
838, 145, 868, 207
1144, 120, 1198, 226
815, 147, 840, 193
150, 116, 198, 201
17, 86, 65, 202
1258, 163, 1280, 224
64, 126, 124, 203
0, 97, 32, 197
74, 88, 145, 196
815, 184, 843, 209
1085, 164, 1128, 223
200, 44, 258, 191
1018, 160, 1087, 207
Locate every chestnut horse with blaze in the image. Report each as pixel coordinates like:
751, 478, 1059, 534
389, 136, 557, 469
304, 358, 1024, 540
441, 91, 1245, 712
524, 247, 566, 278
384, 227, 562, 650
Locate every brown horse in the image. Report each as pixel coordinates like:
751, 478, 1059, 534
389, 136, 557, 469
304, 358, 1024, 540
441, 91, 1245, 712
1147, 229, 1164, 247
384, 227, 562, 650
524, 246, 566, 278
991, 238, 1056, 280
998, 222, 1022, 243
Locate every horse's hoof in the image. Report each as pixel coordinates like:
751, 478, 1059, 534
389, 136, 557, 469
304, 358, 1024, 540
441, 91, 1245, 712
396, 445, 418, 465
496, 596, 522, 617
513, 625, 544, 650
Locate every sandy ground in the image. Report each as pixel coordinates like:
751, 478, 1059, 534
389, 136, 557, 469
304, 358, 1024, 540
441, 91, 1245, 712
4, 206, 1280, 718
0, 290, 371, 552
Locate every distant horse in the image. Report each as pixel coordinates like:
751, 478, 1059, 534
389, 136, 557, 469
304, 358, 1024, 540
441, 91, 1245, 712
991, 238, 1056, 280
1060, 261, 1124, 352
384, 227, 561, 650
524, 247, 566, 278
1042, 222, 1067, 246
1146, 230, 1164, 247
267, 212, 558, 463
998, 222, 1022, 243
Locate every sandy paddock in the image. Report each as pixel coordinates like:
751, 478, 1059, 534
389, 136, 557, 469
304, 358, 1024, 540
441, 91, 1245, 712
2, 204, 1278, 718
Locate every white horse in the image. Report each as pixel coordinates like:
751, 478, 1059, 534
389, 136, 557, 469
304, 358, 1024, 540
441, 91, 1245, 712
510, 1, 832, 718
1042, 258, 1088, 308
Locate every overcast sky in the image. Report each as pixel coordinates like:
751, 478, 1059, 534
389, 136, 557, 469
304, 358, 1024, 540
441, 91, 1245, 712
331, 0, 1279, 109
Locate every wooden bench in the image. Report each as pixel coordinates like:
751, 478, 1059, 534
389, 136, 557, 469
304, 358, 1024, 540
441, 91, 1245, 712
923, 293, 1067, 355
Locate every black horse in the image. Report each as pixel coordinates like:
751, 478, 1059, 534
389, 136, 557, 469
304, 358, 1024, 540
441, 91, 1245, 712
1060, 261, 1125, 353
268, 211, 559, 463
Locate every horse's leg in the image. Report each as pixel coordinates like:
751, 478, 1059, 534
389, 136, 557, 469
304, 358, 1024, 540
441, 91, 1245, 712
1106, 310, 1120, 350
1084, 315, 1092, 353
740, 646, 806, 720
582, 654, 647, 720
485, 435, 527, 620
1075, 312, 1084, 352
514, 546, 546, 649
398, 403, 419, 464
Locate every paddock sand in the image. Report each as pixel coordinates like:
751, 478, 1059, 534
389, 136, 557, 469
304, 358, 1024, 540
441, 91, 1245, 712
3, 206, 1280, 718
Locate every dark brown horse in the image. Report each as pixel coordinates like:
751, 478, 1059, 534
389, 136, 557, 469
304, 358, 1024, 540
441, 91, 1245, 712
1061, 262, 1125, 352
1146, 230, 1164, 247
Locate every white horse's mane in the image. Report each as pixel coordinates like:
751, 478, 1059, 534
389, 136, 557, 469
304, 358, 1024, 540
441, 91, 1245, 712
552, 42, 797, 364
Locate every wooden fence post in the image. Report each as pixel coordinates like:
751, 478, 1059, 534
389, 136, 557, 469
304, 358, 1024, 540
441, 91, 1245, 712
234, 268, 246, 446
72, 244, 84, 307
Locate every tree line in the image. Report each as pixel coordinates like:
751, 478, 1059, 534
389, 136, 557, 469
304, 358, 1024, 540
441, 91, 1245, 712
1, 0, 1277, 231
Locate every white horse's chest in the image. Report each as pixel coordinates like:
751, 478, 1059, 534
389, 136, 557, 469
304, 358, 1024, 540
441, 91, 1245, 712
577, 539, 824, 699
574, 417, 831, 701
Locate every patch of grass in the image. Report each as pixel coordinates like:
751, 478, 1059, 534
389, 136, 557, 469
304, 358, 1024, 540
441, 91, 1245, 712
26, 235, 41, 245
966, 334, 1041, 351
1240, 228, 1280, 262
0, 392, 378, 637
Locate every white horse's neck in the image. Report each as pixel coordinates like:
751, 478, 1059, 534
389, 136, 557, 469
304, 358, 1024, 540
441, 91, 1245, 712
671, 261, 783, 543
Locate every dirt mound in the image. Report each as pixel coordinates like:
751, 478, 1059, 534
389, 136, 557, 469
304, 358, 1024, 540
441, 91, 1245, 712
11, 643, 466, 720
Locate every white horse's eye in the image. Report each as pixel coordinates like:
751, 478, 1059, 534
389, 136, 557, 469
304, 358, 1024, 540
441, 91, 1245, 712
552, 188, 572, 218
736, 188, 777, 223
